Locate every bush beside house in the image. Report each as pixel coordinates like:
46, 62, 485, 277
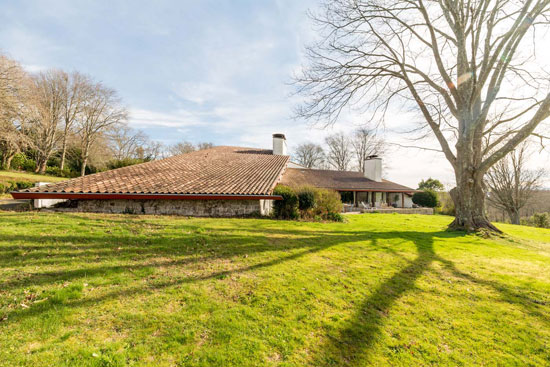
273, 185, 343, 222
412, 190, 439, 208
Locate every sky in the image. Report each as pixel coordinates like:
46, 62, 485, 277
0, 0, 548, 188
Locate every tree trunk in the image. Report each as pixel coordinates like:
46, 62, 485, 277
509, 209, 521, 225
60, 136, 67, 171
4, 154, 14, 170
36, 158, 48, 175
449, 169, 501, 233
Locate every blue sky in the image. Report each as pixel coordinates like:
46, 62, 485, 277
2, 0, 547, 187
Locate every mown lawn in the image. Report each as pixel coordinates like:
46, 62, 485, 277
0, 212, 549, 366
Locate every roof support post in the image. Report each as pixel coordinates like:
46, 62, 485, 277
353, 191, 357, 208
401, 193, 404, 208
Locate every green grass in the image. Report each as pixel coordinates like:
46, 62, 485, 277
0, 212, 549, 366
0, 170, 67, 183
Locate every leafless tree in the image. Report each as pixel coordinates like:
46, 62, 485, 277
197, 142, 214, 151
29, 70, 66, 174
293, 142, 326, 168
168, 141, 214, 156
59, 71, 92, 170
108, 124, 149, 160
486, 143, 546, 224
325, 132, 352, 170
351, 128, 385, 172
295, 0, 550, 232
78, 83, 127, 176
168, 141, 196, 156
0, 54, 31, 169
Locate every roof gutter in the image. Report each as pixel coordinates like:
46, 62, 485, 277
10, 192, 283, 201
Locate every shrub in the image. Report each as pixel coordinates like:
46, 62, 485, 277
297, 187, 316, 211
326, 212, 345, 222
106, 158, 150, 170
532, 212, 550, 228
412, 190, 439, 208
0, 182, 11, 194
273, 185, 299, 219
15, 180, 34, 190
312, 188, 343, 219
45, 166, 78, 178
10, 153, 36, 172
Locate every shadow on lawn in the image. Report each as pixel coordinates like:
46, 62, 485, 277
1, 212, 547, 364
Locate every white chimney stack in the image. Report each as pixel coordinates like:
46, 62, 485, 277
364, 155, 382, 182
272, 133, 287, 155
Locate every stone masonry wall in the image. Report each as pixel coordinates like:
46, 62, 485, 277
73, 199, 264, 217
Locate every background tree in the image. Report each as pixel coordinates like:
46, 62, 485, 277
168, 141, 214, 156
418, 178, 445, 192
77, 83, 127, 176
108, 124, 149, 161
0, 54, 30, 169
325, 132, 352, 170
350, 127, 385, 172
29, 70, 66, 174
485, 143, 546, 224
295, 0, 550, 232
293, 142, 325, 168
59, 71, 90, 171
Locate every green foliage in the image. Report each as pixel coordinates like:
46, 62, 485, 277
522, 212, 550, 228
45, 166, 78, 178
0, 179, 34, 193
418, 177, 445, 191
273, 185, 299, 219
10, 153, 36, 172
312, 187, 344, 219
412, 190, 439, 208
296, 186, 316, 211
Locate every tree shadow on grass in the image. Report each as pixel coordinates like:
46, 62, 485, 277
313, 230, 550, 366
1, 213, 548, 363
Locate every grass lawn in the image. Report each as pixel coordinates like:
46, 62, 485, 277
0, 212, 549, 366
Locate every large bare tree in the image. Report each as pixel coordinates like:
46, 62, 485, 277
293, 142, 326, 168
295, 0, 550, 231
325, 132, 352, 170
486, 143, 545, 224
78, 83, 127, 176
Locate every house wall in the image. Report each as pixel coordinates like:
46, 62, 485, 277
68, 199, 265, 217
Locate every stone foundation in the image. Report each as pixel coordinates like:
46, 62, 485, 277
60, 199, 273, 217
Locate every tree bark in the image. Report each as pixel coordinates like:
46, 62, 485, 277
449, 168, 501, 233
509, 209, 521, 225
36, 158, 48, 175
60, 134, 68, 171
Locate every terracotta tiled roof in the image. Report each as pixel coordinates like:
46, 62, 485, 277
280, 168, 415, 192
22, 146, 289, 196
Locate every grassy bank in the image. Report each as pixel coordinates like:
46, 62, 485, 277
0, 212, 548, 366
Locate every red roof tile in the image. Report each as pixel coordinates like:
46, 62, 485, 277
21, 146, 289, 196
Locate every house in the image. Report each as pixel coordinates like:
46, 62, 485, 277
11, 134, 415, 216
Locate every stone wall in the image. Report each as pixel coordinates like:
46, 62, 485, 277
69, 199, 265, 217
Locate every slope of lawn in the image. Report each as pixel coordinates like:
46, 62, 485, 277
0, 212, 549, 366
0, 170, 67, 199
0, 170, 67, 183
